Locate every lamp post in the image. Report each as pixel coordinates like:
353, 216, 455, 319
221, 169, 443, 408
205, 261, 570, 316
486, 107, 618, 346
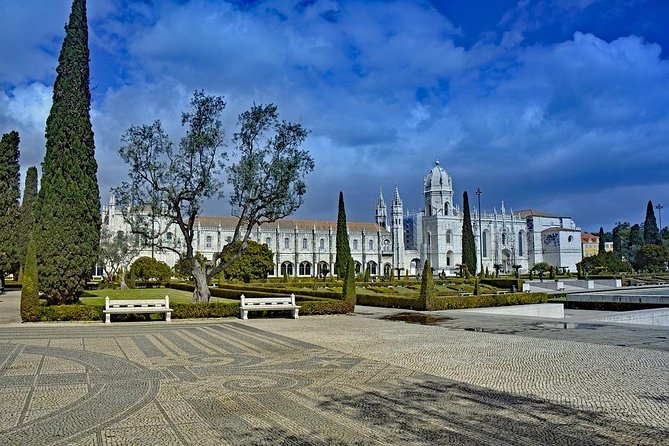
656, 203, 663, 232
475, 188, 483, 276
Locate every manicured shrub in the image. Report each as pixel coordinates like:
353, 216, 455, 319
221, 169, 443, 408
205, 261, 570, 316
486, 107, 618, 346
419, 260, 433, 310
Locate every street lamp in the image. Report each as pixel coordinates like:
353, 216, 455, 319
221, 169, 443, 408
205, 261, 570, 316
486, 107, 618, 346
475, 188, 483, 276
656, 203, 664, 231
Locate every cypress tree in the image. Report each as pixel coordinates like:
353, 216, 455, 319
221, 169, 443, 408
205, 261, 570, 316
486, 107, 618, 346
643, 200, 659, 245
598, 227, 605, 254
335, 191, 351, 278
0, 131, 21, 289
35, 0, 101, 304
461, 191, 477, 276
419, 259, 434, 310
342, 256, 356, 305
18, 167, 38, 280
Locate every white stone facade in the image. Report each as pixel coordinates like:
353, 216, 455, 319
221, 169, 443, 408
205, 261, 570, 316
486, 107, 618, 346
102, 162, 582, 277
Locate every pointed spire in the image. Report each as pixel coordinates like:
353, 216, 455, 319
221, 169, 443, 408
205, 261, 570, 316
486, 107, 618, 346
393, 185, 402, 206
501, 201, 506, 214
377, 188, 386, 208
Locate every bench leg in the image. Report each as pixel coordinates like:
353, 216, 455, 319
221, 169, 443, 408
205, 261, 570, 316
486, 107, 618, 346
105, 313, 110, 324
293, 309, 299, 319
166, 312, 171, 322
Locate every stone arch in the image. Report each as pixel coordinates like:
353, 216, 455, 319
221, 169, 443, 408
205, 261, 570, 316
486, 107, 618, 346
281, 261, 294, 276
299, 261, 312, 276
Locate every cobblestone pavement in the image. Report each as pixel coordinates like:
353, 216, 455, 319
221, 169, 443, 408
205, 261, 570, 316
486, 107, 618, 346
0, 316, 666, 445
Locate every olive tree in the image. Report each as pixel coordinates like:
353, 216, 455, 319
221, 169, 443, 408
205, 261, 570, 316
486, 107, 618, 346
99, 227, 141, 288
114, 91, 313, 303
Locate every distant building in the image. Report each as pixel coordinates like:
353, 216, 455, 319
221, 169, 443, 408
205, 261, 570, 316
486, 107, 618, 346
102, 161, 583, 277
581, 233, 599, 258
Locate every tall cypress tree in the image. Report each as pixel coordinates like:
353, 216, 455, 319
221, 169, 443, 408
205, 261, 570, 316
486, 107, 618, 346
598, 226, 605, 254
0, 131, 21, 289
643, 200, 659, 245
461, 191, 477, 275
18, 167, 38, 280
335, 191, 351, 278
35, 0, 101, 304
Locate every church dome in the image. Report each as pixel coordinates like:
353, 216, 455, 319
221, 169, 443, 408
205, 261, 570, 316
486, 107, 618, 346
423, 160, 452, 192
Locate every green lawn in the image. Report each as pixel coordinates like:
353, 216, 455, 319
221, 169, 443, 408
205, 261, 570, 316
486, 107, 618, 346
80, 288, 237, 306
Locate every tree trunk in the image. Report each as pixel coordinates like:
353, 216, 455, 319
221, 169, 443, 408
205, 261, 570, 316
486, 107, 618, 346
120, 269, 128, 290
192, 262, 211, 304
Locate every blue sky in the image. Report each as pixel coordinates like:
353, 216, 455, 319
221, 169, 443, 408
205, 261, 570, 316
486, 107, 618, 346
1, 0, 668, 232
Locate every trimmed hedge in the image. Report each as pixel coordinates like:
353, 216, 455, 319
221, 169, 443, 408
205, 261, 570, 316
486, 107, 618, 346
355, 291, 548, 311
426, 292, 548, 310
480, 278, 523, 291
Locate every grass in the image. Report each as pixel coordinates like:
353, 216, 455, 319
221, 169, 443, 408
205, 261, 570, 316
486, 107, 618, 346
79, 288, 237, 306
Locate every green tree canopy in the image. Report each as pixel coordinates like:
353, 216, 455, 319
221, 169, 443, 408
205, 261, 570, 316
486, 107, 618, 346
632, 244, 669, 272
18, 167, 38, 275
598, 226, 605, 254
612, 222, 630, 259
335, 191, 351, 278
114, 95, 313, 303
578, 251, 633, 275
128, 256, 172, 282
461, 191, 477, 275
643, 200, 660, 245
35, 0, 101, 304
531, 262, 552, 273
0, 131, 21, 287
99, 227, 141, 282
628, 224, 644, 258
220, 240, 274, 283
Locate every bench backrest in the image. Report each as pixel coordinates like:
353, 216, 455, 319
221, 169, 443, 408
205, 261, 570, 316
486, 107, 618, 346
240, 293, 296, 306
105, 296, 170, 309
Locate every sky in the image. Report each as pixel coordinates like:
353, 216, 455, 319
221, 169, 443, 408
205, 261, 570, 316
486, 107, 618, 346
1, 0, 669, 233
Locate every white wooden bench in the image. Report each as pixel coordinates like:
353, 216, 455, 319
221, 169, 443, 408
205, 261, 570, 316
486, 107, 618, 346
104, 296, 172, 324
459, 292, 473, 296
239, 294, 300, 320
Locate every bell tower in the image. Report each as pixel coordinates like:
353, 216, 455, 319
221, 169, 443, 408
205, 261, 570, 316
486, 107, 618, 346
375, 188, 387, 229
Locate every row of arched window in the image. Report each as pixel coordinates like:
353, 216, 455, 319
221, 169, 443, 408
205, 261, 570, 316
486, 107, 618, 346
279, 260, 381, 276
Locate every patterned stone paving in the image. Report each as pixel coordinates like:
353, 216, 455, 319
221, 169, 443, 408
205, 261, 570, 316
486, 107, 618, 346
0, 317, 666, 445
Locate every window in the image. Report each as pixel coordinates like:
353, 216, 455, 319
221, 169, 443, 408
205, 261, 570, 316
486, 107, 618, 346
502, 232, 506, 245
367, 261, 377, 275
317, 261, 330, 277
518, 231, 524, 256
265, 237, 271, 246
383, 239, 390, 251
353, 239, 358, 250
281, 262, 293, 276
355, 261, 361, 274
302, 238, 308, 250
166, 232, 172, 241
483, 231, 488, 257
206, 236, 212, 248
319, 238, 325, 250
368, 240, 374, 250
299, 261, 311, 276
444, 202, 449, 215
284, 237, 290, 249
446, 230, 452, 244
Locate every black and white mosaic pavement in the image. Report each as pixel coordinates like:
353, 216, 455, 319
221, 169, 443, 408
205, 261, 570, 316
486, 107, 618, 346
0, 317, 667, 445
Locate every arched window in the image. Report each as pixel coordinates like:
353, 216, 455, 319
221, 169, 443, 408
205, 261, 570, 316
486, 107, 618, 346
518, 231, 524, 256
383, 239, 390, 252
281, 261, 293, 276
265, 237, 272, 246
302, 238, 308, 250
367, 261, 377, 275
354, 261, 362, 274
205, 236, 212, 248
447, 250, 453, 266
368, 240, 374, 250
446, 230, 452, 244
352, 239, 358, 250
319, 238, 325, 250
317, 261, 329, 277
166, 232, 172, 241
299, 261, 311, 276
444, 202, 449, 215
483, 231, 488, 257
502, 232, 506, 245
284, 237, 290, 249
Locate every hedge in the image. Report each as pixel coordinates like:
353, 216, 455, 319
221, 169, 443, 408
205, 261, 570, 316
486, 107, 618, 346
480, 278, 524, 291
355, 292, 548, 311
172, 282, 345, 301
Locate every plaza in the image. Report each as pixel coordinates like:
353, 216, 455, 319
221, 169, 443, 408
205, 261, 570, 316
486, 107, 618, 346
0, 289, 666, 445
